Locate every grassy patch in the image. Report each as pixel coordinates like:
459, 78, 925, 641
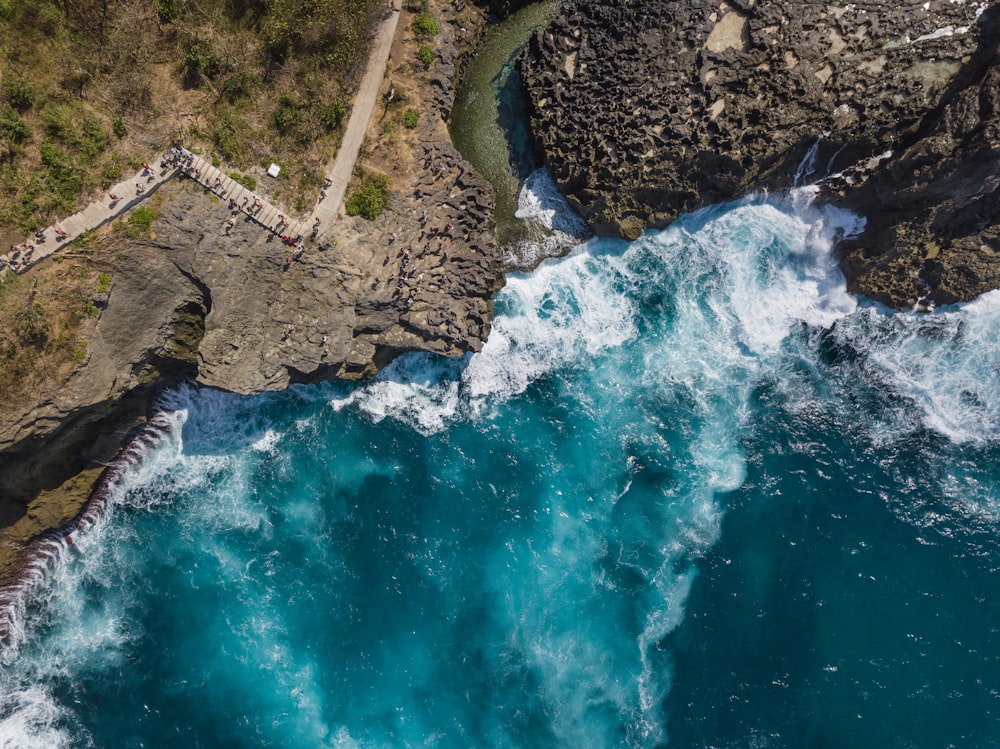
416, 44, 434, 69
402, 109, 420, 129
0, 266, 93, 406
412, 14, 439, 37
127, 206, 157, 238
230, 172, 256, 191
96, 272, 112, 294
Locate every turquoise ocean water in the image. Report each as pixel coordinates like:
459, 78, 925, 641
1, 181, 999, 748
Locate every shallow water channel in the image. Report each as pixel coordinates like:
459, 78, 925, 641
449, 0, 560, 249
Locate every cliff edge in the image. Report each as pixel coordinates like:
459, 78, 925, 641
0, 0, 501, 548
520, 0, 1000, 308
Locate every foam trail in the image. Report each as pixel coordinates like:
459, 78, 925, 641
0, 687, 72, 749
830, 290, 1000, 445
0, 406, 187, 666
793, 139, 821, 185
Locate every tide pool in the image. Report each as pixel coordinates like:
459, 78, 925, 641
1, 186, 999, 748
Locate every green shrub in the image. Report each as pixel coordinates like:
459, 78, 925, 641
1, 74, 33, 112
41, 102, 77, 141
274, 94, 306, 132
96, 273, 112, 294
112, 118, 126, 138
412, 14, 438, 37
41, 101, 108, 161
127, 206, 157, 238
274, 94, 347, 142
184, 40, 223, 86
402, 108, 419, 129
212, 109, 248, 163
39, 142, 81, 208
345, 173, 390, 220
221, 69, 262, 102
81, 300, 100, 317
157, 0, 177, 22
229, 171, 256, 191
416, 43, 434, 68
0, 103, 28, 144
316, 98, 348, 132
101, 159, 124, 189
70, 230, 95, 251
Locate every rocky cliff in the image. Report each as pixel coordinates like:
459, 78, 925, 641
0, 172, 500, 516
0, 0, 503, 544
520, 0, 1000, 308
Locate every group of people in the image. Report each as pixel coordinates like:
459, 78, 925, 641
389, 236, 433, 308
162, 146, 194, 173
224, 196, 306, 261
4, 144, 320, 276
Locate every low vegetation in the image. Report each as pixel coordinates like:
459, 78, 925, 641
416, 44, 435, 69
0, 265, 94, 405
229, 172, 256, 191
0, 0, 384, 232
345, 172, 390, 220
127, 206, 157, 239
412, 14, 439, 37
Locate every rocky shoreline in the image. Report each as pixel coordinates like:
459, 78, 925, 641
520, 0, 1000, 308
0, 0, 511, 592
8, 0, 997, 627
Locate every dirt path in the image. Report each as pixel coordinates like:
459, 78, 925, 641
310, 5, 403, 236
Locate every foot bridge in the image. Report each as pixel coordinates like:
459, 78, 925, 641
1, 149, 314, 274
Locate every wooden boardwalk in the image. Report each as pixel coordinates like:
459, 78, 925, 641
0, 149, 311, 275
0, 5, 405, 275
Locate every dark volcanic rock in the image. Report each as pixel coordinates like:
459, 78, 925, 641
833, 7, 1000, 307
520, 0, 1000, 306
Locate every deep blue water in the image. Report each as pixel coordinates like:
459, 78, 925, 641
2, 187, 1000, 748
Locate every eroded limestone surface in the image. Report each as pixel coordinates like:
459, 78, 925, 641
521, 0, 1000, 306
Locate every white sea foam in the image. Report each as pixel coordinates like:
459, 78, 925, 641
507, 168, 591, 268
0, 402, 194, 747
830, 291, 1000, 445
328, 196, 862, 746
9, 180, 1000, 747
0, 687, 73, 749
332, 240, 636, 433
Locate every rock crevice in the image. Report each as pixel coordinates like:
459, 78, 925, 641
520, 0, 1000, 305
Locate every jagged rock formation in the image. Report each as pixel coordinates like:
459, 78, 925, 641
0, 0, 502, 527
0, 158, 500, 509
520, 0, 1000, 307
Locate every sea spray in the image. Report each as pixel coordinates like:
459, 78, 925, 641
2, 192, 999, 747
0, 408, 187, 667
506, 168, 591, 269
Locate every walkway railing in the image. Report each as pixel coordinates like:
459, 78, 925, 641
0, 148, 312, 274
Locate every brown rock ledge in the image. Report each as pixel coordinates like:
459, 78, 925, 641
0, 0, 505, 585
